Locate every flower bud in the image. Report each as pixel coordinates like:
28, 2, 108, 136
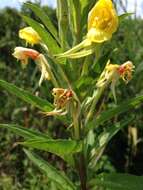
19, 27, 41, 45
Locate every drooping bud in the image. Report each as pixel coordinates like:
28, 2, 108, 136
19, 27, 41, 45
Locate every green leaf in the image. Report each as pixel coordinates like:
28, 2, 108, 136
24, 149, 77, 190
0, 79, 53, 112
88, 118, 133, 166
119, 13, 134, 23
74, 76, 93, 89
0, 124, 50, 140
22, 15, 61, 54
21, 139, 82, 156
87, 95, 143, 132
25, 3, 59, 43
95, 118, 133, 150
89, 173, 143, 190
57, 0, 69, 50
0, 123, 74, 166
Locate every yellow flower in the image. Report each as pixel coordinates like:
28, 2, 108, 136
19, 27, 41, 45
55, 0, 119, 59
87, 0, 118, 43
12, 47, 40, 65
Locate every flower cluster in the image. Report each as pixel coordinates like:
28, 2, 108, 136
12, 0, 135, 116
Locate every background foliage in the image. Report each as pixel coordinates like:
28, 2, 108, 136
0, 0, 143, 189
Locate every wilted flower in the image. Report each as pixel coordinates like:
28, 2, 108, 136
117, 61, 135, 83
19, 27, 41, 45
43, 88, 73, 116
97, 60, 134, 102
87, 0, 118, 44
36, 54, 51, 86
96, 60, 119, 88
13, 47, 52, 86
12, 47, 40, 65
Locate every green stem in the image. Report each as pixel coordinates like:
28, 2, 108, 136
73, 0, 81, 43
81, 55, 93, 76
85, 87, 105, 125
57, 0, 68, 51
72, 103, 87, 190
78, 152, 87, 190
72, 100, 80, 139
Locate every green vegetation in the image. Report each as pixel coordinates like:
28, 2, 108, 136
0, 1, 143, 189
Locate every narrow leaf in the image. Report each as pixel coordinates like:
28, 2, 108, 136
22, 15, 61, 54
0, 79, 53, 112
0, 124, 74, 166
119, 13, 134, 23
80, 0, 95, 29
57, 0, 69, 50
88, 118, 133, 166
24, 149, 76, 190
95, 118, 133, 150
87, 95, 143, 132
89, 173, 143, 190
0, 124, 50, 139
21, 139, 82, 156
25, 3, 59, 42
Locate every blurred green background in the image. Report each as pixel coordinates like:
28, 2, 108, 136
0, 0, 143, 189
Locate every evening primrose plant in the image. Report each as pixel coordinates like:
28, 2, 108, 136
1, 0, 143, 190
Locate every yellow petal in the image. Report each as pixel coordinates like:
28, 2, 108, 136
88, 0, 118, 43
87, 28, 112, 43
19, 27, 41, 45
